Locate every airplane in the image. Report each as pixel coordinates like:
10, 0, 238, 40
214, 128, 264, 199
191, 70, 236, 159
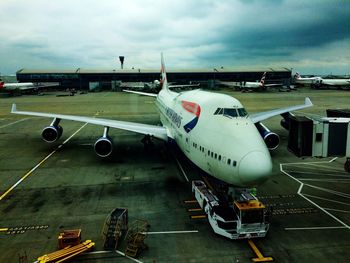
293, 72, 321, 86
0, 81, 59, 94
0, 81, 36, 90
294, 72, 350, 88
220, 72, 283, 91
11, 54, 313, 188
121, 79, 200, 92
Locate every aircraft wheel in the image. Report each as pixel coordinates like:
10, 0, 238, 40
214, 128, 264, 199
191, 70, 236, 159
344, 158, 350, 173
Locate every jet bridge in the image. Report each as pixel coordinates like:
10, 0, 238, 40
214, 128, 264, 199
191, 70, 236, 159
285, 111, 350, 172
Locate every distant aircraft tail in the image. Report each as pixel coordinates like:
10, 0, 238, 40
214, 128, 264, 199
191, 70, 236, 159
294, 72, 301, 79
0, 81, 4, 89
160, 53, 169, 90
260, 72, 266, 86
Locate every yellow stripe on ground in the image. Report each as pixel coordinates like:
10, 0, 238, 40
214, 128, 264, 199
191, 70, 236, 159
184, 200, 198, 203
248, 240, 273, 262
0, 122, 88, 201
188, 208, 202, 212
0, 228, 9, 232
190, 215, 206, 219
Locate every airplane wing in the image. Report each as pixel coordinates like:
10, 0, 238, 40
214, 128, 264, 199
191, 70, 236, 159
250, 97, 313, 123
11, 104, 168, 141
263, 83, 284, 87
169, 83, 200, 88
123, 89, 158, 97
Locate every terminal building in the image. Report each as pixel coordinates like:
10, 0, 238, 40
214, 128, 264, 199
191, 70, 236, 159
16, 68, 292, 90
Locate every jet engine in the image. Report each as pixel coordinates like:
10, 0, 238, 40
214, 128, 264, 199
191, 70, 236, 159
42, 118, 63, 143
255, 122, 280, 150
94, 127, 113, 157
280, 112, 294, 131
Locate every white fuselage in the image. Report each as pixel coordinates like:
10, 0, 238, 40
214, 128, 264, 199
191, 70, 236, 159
318, 78, 350, 86
294, 77, 320, 85
1, 82, 34, 90
155, 88, 272, 187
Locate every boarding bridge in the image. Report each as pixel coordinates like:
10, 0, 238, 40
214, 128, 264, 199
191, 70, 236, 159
286, 110, 350, 172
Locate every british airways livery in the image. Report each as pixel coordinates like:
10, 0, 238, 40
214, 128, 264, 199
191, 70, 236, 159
11, 54, 312, 187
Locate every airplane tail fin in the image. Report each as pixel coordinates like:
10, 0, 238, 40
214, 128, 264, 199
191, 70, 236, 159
0, 81, 4, 89
294, 72, 301, 79
260, 72, 266, 85
160, 53, 169, 90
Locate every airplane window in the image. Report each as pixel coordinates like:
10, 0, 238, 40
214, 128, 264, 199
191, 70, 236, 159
214, 153, 217, 159
223, 108, 238, 117
214, 108, 221, 115
228, 159, 231, 165
218, 108, 223, 114
232, 161, 237, 166
237, 108, 248, 117
211, 152, 213, 158
208, 150, 210, 155
218, 155, 221, 161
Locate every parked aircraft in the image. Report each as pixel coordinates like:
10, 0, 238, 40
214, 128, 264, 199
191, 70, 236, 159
0, 81, 35, 90
293, 72, 321, 86
220, 72, 282, 91
0, 81, 58, 95
294, 72, 350, 88
11, 55, 312, 187
121, 80, 200, 92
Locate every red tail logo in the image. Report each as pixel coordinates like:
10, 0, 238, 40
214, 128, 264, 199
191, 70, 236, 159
0, 82, 5, 89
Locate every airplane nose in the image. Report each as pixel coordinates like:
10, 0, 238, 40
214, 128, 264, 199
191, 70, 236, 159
238, 151, 272, 186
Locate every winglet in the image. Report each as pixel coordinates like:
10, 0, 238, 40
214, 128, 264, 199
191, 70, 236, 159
305, 97, 313, 106
11, 103, 17, 113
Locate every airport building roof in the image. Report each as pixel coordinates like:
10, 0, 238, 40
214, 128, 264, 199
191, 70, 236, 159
17, 67, 291, 74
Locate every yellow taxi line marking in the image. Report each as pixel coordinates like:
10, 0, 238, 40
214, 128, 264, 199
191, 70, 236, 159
0, 118, 31, 129
0, 122, 88, 201
184, 200, 197, 203
188, 208, 202, 212
248, 240, 273, 262
190, 215, 206, 219
0, 228, 9, 232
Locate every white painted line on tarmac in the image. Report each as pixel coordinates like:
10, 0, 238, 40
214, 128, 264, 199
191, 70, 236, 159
115, 250, 144, 263
280, 163, 350, 230
300, 178, 350, 182
0, 122, 88, 201
143, 230, 199, 235
0, 117, 31, 129
282, 171, 350, 177
281, 158, 336, 166
302, 194, 350, 206
173, 155, 189, 182
303, 162, 346, 172
303, 184, 350, 198
324, 208, 350, 214
285, 226, 347, 231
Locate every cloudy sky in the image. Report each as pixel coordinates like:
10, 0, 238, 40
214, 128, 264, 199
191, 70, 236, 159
0, 0, 349, 75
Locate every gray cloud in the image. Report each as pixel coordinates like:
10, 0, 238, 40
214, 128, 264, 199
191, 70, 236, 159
0, 0, 349, 75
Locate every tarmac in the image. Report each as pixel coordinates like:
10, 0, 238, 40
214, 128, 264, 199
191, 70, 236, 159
0, 87, 349, 262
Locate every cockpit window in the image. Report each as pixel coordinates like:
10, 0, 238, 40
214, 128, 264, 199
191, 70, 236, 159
237, 108, 248, 117
213, 107, 248, 118
223, 108, 238, 117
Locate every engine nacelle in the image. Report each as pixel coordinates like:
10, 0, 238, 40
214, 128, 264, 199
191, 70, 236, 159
42, 125, 63, 143
255, 122, 280, 150
94, 136, 113, 157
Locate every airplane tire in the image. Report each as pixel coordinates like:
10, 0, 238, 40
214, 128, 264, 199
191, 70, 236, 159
344, 159, 350, 173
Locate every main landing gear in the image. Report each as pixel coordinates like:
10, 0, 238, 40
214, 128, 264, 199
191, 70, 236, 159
345, 158, 350, 173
